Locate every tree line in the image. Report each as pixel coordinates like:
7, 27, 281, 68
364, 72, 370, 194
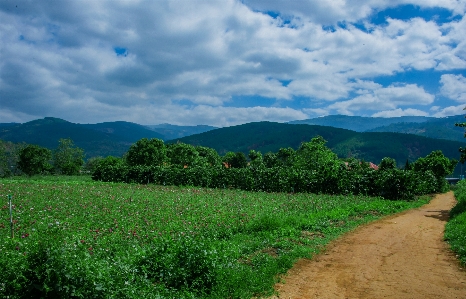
1, 135, 459, 200
0, 138, 85, 176
91, 136, 457, 200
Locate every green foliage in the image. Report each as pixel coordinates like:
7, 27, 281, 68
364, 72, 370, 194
223, 152, 247, 168
167, 143, 199, 168
0, 180, 429, 298
17, 144, 53, 176
126, 138, 166, 167
379, 157, 397, 171
53, 138, 85, 175
92, 136, 445, 200
92, 156, 126, 182
445, 180, 466, 266
0, 140, 21, 177
412, 150, 457, 192
83, 156, 104, 173
196, 146, 221, 167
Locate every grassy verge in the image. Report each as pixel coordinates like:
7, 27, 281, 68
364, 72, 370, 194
1, 178, 430, 298
445, 180, 466, 266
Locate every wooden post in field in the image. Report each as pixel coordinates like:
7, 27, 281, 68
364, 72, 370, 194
9, 195, 13, 238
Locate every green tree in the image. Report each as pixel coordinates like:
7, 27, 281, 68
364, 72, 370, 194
0, 141, 9, 177
222, 152, 247, 168
126, 138, 166, 167
196, 146, 221, 167
412, 150, 457, 192
248, 150, 264, 169
230, 152, 248, 168
53, 138, 85, 175
263, 152, 278, 168
294, 136, 340, 171
276, 147, 295, 167
222, 152, 236, 168
84, 156, 104, 173
0, 140, 22, 177
167, 143, 199, 168
17, 144, 53, 176
379, 157, 397, 171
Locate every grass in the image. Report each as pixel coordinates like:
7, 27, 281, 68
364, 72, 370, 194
0, 177, 430, 298
445, 180, 466, 266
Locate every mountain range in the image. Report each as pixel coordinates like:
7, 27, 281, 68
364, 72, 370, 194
289, 115, 465, 142
0, 116, 465, 174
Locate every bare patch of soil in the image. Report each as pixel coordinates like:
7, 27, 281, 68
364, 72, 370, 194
271, 192, 466, 299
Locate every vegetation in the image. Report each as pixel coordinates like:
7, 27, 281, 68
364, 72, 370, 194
0, 179, 430, 298
53, 138, 85, 175
171, 122, 464, 173
93, 136, 456, 201
0, 140, 21, 177
1, 118, 463, 171
17, 145, 53, 176
445, 179, 466, 266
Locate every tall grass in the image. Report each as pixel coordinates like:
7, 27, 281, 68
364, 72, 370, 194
445, 180, 466, 266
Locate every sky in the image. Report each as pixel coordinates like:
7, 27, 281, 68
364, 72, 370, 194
1, 0, 466, 127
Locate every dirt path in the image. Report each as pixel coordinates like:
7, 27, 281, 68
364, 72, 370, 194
271, 192, 466, 299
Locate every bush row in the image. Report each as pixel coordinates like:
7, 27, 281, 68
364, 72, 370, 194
92, 163, 438, 200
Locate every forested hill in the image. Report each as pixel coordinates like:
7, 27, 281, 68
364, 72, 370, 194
170, 121, 464, 167
0, 117, 163, 158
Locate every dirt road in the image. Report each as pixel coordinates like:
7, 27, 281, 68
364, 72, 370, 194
272, 192, 466, 299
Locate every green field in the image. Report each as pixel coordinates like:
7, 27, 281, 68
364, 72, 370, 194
1, 177, 430, 298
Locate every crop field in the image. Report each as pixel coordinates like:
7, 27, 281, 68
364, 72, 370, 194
0, 178, 430, 298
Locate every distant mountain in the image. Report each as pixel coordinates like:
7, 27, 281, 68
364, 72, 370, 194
170, 121, 464, 172
145, 124, 217, 140
366, 115, 465, 142
0, 117, 163, 158
288, 115, 432, 132
83, 121, 164, 142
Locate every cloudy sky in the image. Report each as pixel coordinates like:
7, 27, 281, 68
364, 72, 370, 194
1, 0, 466, 127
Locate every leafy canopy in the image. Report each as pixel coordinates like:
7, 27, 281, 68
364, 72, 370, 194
126, 138, 166, 167
18, 144, 53, 176
53, 138, 85, 175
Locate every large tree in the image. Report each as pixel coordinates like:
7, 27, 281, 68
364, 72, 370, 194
17, 144, 53, 176
412, 150, 457, 192
196, 146, 221, 167
126, 138, 166, 167
53, 138, 85, 175
166, 143, 199, 168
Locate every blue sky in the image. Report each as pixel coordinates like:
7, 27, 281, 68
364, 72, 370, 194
1, 0, 466, 127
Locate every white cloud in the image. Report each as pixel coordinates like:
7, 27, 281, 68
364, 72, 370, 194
431, 104, 465, 117
440, 74, 466, 102
327, 83, 434, 115
372, 108, 428, 117
0, 1, 465, 125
